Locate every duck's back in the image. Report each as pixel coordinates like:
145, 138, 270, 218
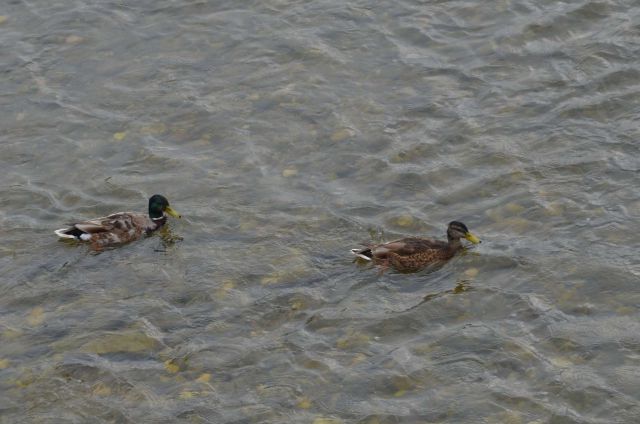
375, 237, 457, 272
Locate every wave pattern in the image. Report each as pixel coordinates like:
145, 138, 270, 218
1, 0, 639, 422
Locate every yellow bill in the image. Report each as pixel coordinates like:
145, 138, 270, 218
465, 232, 481, 244
164, 206, 181, 218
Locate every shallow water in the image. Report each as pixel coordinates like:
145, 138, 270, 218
1, 0, 640, 422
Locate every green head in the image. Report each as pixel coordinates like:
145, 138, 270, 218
148, 194, 181, 220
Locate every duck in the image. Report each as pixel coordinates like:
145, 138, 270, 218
350, 221, 480, 273
54, 194, 181, 249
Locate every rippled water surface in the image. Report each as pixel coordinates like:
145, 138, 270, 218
2, 0, 640, 422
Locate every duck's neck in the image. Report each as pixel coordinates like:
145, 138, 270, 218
447, 236, 463, 251
150, 215, 167, 231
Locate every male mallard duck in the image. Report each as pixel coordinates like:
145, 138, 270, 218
55, 194, 181, 249
350, 221, 480, 272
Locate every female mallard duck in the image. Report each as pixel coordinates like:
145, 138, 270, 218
351, 221, 480, 272
55, 194, 181, 249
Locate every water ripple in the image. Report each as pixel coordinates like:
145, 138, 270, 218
1, 0, 640, 422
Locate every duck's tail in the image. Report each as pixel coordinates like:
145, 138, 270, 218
350, 247, 373, 261
55, 227, 75, 239
55, 226, 88, 240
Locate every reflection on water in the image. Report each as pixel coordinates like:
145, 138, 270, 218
1, 0, 640, 422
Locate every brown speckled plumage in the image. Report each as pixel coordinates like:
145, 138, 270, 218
69, 213, 164, 249
351, 221, 481, 273
55, 195, 180, 250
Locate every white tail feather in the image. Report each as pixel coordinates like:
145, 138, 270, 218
350, 249, 372, 261
54, 228, 76, 239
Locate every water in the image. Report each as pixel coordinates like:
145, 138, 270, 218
1, 0, 640, 422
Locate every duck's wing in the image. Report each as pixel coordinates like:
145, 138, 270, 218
371, 237, 448, 258
76, 213, 136, 232
55, 212, 148, 239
